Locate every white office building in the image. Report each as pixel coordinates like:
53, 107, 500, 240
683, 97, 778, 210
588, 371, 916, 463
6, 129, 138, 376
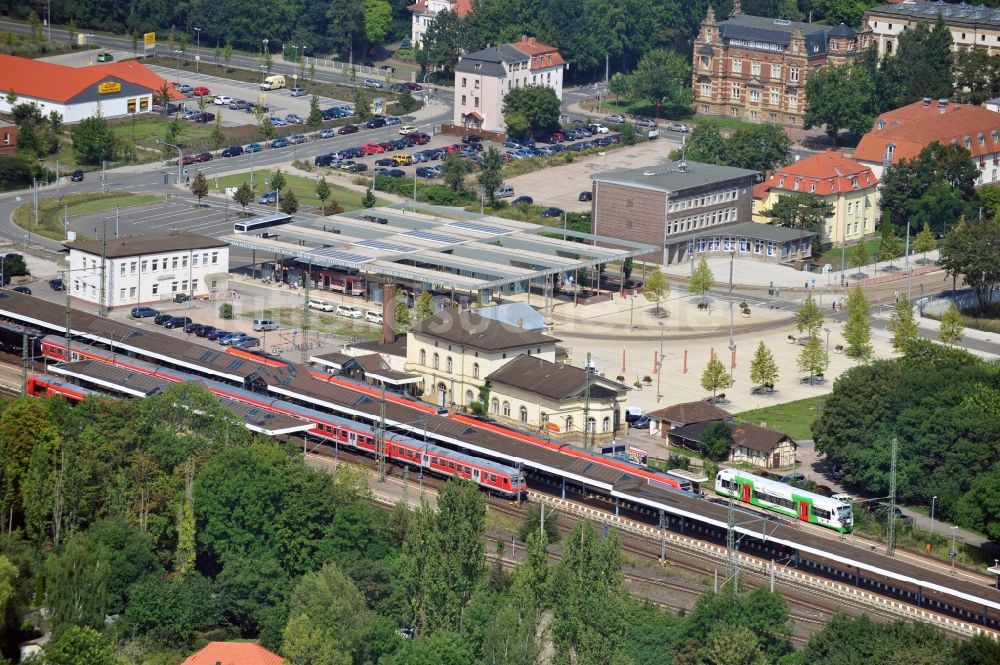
65, 233, 229, 309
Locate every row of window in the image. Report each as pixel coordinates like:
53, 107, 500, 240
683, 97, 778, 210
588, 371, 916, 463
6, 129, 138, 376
112, 251, 220, 277
691, 236, 780, 257
485, 398, 612, 431
418, 350, 481, 378
730, 57, 799, 82
667, 207, 737, 235
668, 189, 738, 213
726, 84, 798, 108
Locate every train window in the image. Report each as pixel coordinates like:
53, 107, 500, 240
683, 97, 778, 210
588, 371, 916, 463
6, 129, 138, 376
489, 474, 497, 482
502, 478, 509, 486
464, 466, 471, 474
448, 461, 455, 470
430, 457, 438, 464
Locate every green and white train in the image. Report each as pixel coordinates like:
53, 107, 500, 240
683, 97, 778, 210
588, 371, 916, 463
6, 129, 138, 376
715, 469, 853, 533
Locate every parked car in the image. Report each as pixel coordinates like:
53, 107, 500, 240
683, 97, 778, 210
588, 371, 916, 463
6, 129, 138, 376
213, 95, 233, 106
385, 116, 402, 125
386, 169, 406, 178
338, 124, 359, 135
495, 185, 514, 198
48, 278, 64, 291
319, 128, 336, 138
588, 123, 610, 134
245, 143, 263, 153
229, 99, 249, 110
415, 166, 437, 178
70, 170, 84, 182
289, 86, 307, 97
222, 145, 245, 157
191, 86, 211, 97
666, 123, 690, 133
308, 299, 335, 312
206, 329, 229, 341
398, 125, 418, 135
246, 102, 270, 114
96, 51, 114, 62
174, 83, 193, 94
365, 311, 383, 324
373, 157, 392, 168
270, 137, 290, 149
11, 286, 31, 295
512, 195, 533, 205
605, 114, 626, 123
362, 143, 385, 155
779, 472, 806, 484
181, 110, 200, 120
579, 191, 593, 202
400, 38, 412, 49
269, 116, 287, 127
363, 79, 384, 89
285, 113, 304, 124
366, 117, 387, 129
540, 207, 564, 218
635, 117, 657, 128
288, 134, 307, 145
194, 152, 214, 162
337, 305, 363, 318
258, 190, 279, 204
153, 313, 174, 325
233, 336, 261, 349
192, 112, 215, 123
195, 325, 217, 338
184, 322, 204, 334
163, 316, 193, 329
219, 332, 249, 346
252, 318, 279, 331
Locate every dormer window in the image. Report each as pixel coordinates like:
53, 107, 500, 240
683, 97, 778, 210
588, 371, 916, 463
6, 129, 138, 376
474, 63, 481, 71
979, 133, 986, 146
965, 136, 972, 149
792, 178, 801, 191
877, 119, 886, 130
992, 130, 999, 143
809, 183, 816, 192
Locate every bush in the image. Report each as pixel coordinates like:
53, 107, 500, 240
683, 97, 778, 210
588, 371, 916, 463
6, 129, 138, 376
469, 400, 486, 416
518, 503, 560, 544
219, 303, 233, 320
0, 152, 42, 190
323, 200, 344, 215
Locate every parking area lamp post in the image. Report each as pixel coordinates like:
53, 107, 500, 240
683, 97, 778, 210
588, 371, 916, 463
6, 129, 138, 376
156, 139, 182, 185
931, 496, 937, 536
194, 27, 202, 73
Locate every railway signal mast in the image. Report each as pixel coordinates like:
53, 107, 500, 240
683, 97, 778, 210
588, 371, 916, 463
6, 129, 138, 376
887, 436, 898, 557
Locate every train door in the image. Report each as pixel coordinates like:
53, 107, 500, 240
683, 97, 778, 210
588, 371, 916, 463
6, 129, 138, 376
740, 483, 751, 503
798, 501, 810, 521
472, 468, 480, 483
349, 432, 356, 446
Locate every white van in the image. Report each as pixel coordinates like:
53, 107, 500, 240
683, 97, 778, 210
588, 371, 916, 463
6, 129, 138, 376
260, 74, 286, 91
495, 185, 514, 198
308, 299, 335, 312
337, 305, 363, 318
365, 311, 383, 324
252, 318, 279, 331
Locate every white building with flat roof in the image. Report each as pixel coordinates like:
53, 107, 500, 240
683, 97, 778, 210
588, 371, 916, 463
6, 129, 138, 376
64, 233, 229, 309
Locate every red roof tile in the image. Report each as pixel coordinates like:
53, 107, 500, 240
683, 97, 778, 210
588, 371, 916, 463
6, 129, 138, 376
181, 642, 284, 665
854, 99, 1000, 165
757, 151, 878, 197
646, 400, 731, 425
0, 54, 183, 104
510, 36, 565, 70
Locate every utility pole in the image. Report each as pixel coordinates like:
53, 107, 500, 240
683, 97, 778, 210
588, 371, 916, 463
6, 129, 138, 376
725, 494, 738, 593
377, 385, 386, 482
887, 436, 898, 557
21, 332, 29, 393
64, 270, 72, 361
582, 352, 593, 450
99, 219, 108, 317
301, 259, 312, 364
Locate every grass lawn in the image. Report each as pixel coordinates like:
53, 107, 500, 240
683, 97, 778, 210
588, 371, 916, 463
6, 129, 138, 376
13, 191, 164, 241
110, 114, 217, 148
592, 99, 758, 132
815, 238, 882, 267
215, 170, 388, 210
735, 395, 827, 440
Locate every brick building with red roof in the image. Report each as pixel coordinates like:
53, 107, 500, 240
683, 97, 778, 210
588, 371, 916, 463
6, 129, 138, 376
181, 641, 284, 665
853, 97, 1000, 182
753, 150, 879, 246
0, 54, 183, 123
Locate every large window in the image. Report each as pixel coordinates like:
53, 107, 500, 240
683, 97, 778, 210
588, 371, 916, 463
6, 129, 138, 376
446, 356, 453, 373
732, 56, 742, 73
502, 401, 511, 417
419, 349, 426, 365
432, 353, 439, 369
491, 399, 499, 414
473, 363, 480, 378
519, 407, 528, 423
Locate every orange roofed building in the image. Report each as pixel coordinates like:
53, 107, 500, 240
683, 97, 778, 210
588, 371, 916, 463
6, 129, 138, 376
181, 642, 284, 665
0, 54, 183, 123
753, 150, 879, 246
853, 97, 1000, 182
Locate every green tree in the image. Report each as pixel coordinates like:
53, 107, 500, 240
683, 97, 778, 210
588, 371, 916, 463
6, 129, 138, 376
189, 170, 208, 206
698, 625, 769, 665
887, 297, 919, 354
502, 86, 561, 140
71, 113, 115, 165
260, 116, 275, 140
798, 613, 955, 665
700, 421, 733, 462
796, 294, 824, 338
913, 221, 937, 260
354, 87, 372, 122
850, 241, 869, 272
939, 217, 1000, 313
223, 41, 234, 71
44, 531, 111, 637
386, 629, 475, 665
280, 188, 299, 214
282, 612, 345, 665
441, 153, 471, 192
415, 290, 434, 321
642, 265, 669, 316
938, 302, 965, 346
749, 341, 778, 389
878, 221, 903, 267
879, 142, 979, 233
120, 572, 220, 646
270, 169, 287, 193
761, 193, 834, 248
316, 177, 331, 209
477, 147, 504, 206
804, 63, 876, 138
87, 518, 161, 616
45, 626, 119, 665
284, 562, 371, 664
797, 337, 828, 382
362, 188, 376, 208
688, 257, 715, 302
395, 289, 411, 333
211, 112, 226, 152
397, 87, 418, 114
701, 353, 730, 399
843, 285, 873, 361
308, 95, 322, 128
517, 503, 560, 545
615, 49, 692, 116
233, 182, 253, 214
622, 257, 633, 284
721, 123, 791, 173
363, 0, 393, 45
417, 10, 470, 73
620, 122, 637, 146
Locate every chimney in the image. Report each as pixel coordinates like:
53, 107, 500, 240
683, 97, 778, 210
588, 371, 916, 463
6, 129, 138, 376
381, 283, 396, 345
922, 97, 931, 107
938, 98, 949, 114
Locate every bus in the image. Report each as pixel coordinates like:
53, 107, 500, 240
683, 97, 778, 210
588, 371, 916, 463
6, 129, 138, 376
234, 212, 293, 234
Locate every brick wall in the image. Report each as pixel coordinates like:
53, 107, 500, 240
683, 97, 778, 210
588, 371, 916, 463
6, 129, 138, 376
593, 183, 667, 263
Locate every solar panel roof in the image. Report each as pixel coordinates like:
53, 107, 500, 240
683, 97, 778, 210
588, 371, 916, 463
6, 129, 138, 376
355, 239, 417, 254
402, 229, 463, 245
309, 248, 374, 264
447, 221, 514, 235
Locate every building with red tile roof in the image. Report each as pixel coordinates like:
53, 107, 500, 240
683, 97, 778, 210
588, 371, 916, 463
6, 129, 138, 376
853, 97, 1000, 183
409, 0, 472, 47
753, 150, 879, 246
0, 54, 183, 123
181, 641, 284, 665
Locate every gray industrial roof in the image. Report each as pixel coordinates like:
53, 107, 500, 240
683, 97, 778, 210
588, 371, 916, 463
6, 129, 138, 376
689, 221, 815, 243
223, 207, 656, 292
717, 14, 849, 56
592, 160, 759, 194
65, 233, 227, 259
867, 2, 1000, 29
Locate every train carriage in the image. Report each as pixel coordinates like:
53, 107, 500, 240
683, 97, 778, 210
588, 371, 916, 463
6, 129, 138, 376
715, 468, 853, 533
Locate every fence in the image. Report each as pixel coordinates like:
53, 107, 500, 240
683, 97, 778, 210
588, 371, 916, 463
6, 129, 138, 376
917, 289, 998, 316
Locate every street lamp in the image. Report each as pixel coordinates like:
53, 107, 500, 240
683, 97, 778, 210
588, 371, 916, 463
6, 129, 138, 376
262, 38, 270, 71
156, 139, 183, 185
930, 496, 937, 536
823, 327, 831, 367
656, 321, 665, 402
194, 27, 202, 73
